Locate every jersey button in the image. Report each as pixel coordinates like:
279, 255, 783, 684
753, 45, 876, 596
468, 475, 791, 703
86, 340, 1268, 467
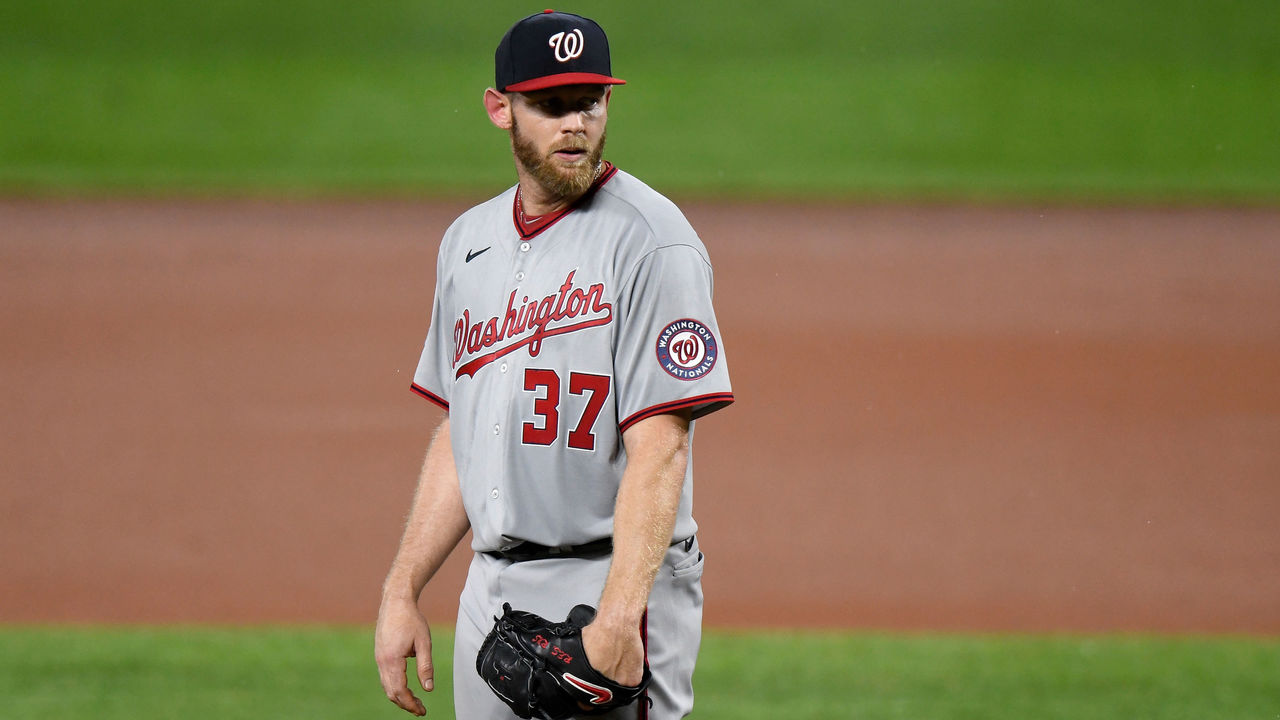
515, 271, 525, 281
500, 362, 508, 373
493, 424, 500, 435
519, 241, 531, 252
490, 488, 500, 500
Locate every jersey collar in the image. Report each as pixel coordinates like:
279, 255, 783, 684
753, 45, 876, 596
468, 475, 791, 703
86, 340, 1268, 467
512, 162, 618, 240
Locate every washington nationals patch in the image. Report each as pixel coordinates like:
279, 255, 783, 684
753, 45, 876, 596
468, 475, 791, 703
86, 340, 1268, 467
656, 318, 719, 380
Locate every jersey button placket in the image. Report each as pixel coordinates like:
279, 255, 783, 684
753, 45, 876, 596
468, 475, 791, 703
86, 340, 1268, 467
487, 236, 524, 513
489, 425, 503, 501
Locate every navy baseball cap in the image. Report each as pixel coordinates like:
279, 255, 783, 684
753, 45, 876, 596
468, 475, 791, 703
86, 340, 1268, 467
495, 10, 626, 92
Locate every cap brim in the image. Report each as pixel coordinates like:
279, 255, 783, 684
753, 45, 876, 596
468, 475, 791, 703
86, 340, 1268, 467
505, 72, 627, 92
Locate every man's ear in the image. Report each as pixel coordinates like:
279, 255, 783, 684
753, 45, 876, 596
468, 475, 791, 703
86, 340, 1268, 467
484, 88, 512, 130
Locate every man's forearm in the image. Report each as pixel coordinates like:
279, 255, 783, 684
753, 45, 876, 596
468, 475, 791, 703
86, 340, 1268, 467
382, 418, 471, 602
595, 411, 691, 628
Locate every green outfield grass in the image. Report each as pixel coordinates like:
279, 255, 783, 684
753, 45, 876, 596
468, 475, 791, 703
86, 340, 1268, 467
2, 626, 1277, 719
2, 0, 1277, 200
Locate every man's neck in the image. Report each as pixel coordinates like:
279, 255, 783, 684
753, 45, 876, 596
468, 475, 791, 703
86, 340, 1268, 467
513, 162, 606, 217
515, 180, 580, 218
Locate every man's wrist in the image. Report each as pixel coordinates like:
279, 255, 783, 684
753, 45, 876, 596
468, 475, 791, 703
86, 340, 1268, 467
593, 599, 645, 631
381, 591, 418, 606
380, 573, 422, 604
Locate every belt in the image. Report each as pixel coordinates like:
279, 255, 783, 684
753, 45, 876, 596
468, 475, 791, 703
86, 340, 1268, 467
485, 536, 694, 563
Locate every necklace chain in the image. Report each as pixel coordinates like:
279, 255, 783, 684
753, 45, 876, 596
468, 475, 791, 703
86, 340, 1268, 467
518, 162, 604, 224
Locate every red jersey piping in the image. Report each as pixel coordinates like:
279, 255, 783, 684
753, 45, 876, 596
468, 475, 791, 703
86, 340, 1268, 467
512, 162, 619, 240
409, 383, 450, 411
619, 392, 735, 432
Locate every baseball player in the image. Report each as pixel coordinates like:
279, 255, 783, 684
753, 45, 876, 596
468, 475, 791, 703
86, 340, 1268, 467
375, 10, 733, 719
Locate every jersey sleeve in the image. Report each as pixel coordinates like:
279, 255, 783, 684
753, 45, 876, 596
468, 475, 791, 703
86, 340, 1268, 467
614, 244, 734, 431
410, 260, 452, 411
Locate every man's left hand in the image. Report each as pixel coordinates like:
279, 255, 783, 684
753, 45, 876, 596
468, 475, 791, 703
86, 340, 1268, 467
581, 616, 646, 687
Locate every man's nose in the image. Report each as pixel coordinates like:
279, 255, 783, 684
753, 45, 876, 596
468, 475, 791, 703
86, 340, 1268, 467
561, 110, 587, 133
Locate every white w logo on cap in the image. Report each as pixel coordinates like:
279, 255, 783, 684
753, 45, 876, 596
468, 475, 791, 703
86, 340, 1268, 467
548, 29, 585, 62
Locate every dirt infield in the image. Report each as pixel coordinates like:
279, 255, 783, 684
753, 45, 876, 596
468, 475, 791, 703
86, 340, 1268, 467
2, 198, 1277, 633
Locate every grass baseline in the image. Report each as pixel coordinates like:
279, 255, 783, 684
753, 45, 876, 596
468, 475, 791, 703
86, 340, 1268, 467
1, 626, 1277, 719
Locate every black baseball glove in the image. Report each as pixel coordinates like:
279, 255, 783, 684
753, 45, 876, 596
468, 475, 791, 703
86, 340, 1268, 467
476, 603, 651, 719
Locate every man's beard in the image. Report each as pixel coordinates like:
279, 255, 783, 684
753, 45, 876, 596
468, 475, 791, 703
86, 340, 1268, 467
510, 117, 606, 200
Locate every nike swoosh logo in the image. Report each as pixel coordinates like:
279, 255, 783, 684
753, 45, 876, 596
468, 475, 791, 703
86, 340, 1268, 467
466, 247, 491, 263
563, 673, 614, 705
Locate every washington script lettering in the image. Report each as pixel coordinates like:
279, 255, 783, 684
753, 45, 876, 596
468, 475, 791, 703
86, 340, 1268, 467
452, 270, 612, 378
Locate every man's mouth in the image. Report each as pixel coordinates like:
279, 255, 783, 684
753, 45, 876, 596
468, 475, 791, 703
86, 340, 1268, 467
552, 147, 588, 161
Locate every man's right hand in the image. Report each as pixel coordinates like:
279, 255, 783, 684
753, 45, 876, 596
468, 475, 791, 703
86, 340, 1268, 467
375, 596, 435, 716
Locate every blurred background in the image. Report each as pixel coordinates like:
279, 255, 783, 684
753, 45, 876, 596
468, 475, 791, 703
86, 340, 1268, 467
2, 1, 1278, 718
4, 0, 1278, 200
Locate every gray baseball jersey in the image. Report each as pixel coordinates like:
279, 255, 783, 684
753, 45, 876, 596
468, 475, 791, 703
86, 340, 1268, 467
411, 164, 733, 552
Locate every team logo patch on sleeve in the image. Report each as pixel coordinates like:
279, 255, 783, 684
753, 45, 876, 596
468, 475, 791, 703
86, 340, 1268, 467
656, 319, 719, 380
